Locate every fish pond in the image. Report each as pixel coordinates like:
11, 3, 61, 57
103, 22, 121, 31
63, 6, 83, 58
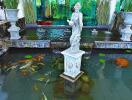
0, 48, 132, 100
20, 27, 120, 42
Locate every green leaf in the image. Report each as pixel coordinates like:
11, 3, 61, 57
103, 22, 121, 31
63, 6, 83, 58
99, 59, 106, 64
99, 53, 106, 57
4, 0, 18, 9
24, 55, 33, 59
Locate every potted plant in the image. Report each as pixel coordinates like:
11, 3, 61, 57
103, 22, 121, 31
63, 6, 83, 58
4, 0, 20, 39
120, 0, 132, 41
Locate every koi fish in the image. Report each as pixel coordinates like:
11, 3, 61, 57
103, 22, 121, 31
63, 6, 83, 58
19, 62, 32, 69
37, 63, 45, 66
33, 83, 40, 92
18, 59, 32, 63
30, 67, 36, 72
41, 92, 47, 100
37, 76, 46, 82
6, 65, 17, 72
18, 54, 44, 63
33, 54, 44, 62
44, 79, 50, 87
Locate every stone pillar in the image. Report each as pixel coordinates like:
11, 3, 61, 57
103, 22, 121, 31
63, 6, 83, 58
61, 48, 85, 79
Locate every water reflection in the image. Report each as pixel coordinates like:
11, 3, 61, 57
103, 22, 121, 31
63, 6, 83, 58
114, 68, 122, 79
22, 28, 122, 42
97, 63, 105, 79
54, 77, 93, 100
1, 49, 132, 100
64, 80, 81, 94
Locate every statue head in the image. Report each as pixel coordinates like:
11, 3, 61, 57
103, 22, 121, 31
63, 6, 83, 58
74, 2, 81, 12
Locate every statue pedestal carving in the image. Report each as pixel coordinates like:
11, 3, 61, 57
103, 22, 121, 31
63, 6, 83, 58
61, 49, 85, 82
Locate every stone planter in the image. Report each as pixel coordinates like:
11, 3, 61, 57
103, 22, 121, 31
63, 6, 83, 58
120, 12, 132, 41
5, 9, 20, 39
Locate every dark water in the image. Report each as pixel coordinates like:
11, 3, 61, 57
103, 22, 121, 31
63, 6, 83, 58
0, 48, 132, 100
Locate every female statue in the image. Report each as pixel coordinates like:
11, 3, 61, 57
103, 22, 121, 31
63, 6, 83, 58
67, 2, 83, 53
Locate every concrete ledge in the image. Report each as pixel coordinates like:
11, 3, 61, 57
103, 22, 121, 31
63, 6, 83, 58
95, 41, 132, 49
1, 40, 132, 49
10, 40, 51, 48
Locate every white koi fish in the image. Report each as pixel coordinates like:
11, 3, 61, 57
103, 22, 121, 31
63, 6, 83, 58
19, 62, 32, 69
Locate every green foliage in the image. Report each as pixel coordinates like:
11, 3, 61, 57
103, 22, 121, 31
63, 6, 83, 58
96, 0, 110, 25
23, 0, 36, 24
26, 32, 38, 40
123, 0, 132, 12
4, 0, 19, 9
81, 0, 92, 16
115, 0, 121, 12
44, 0, 96, 22
36, 0, 41, 6
51, 0, 58, 19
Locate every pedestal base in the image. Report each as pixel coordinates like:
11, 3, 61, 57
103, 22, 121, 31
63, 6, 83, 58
8, 24, 21, 40
61, 48, 85, 80
60, 71, 84, 83
10, 33, 21, 40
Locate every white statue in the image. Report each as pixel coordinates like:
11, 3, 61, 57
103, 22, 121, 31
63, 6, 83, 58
61, 2, 85, 80
67, 2, 83, 53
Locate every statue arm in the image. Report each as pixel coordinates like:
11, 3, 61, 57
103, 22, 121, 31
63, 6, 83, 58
67, 13, 74, 26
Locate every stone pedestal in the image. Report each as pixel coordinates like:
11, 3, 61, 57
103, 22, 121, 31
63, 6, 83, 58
120, 12, 132, 41
61, 49, 85, 81
120, 25, 132, 41
8, 22, 20, 39
64, 80, 80, 94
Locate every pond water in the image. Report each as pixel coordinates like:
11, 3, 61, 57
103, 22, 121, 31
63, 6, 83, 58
0, 48, 132, 100
21, 28, 120, 42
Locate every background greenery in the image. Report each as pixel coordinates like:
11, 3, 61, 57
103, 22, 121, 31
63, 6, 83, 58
4, 0, 19, 9
96, 0, 110, 25
23, 0, 36, 24
123, 0, 132, 12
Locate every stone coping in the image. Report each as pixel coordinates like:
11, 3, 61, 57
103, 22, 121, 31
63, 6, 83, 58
95, 41, 132, 49
1, 40, 132, 49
